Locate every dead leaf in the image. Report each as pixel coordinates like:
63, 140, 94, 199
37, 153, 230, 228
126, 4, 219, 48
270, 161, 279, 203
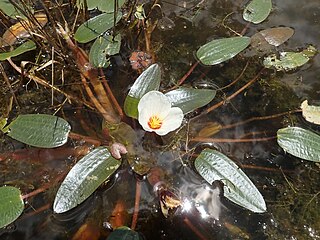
1, 13, 47, 47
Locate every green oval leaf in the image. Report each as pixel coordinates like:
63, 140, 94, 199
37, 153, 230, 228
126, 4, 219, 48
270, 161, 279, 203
0, 40, 36, 61
165, 87, 216, 114
4, 114, 71, 148
277, 127, 320, 162
74, 12, 122, 43
124, 63, 161, 118
107, 227, 144, 240
243, 0, 272, 24
89, 34, 121, 68
0, 186, 24, 228
0, 0, 31, 19
196, 37, 251, 65
195, 149, 266, 213
53, 147, 121, 213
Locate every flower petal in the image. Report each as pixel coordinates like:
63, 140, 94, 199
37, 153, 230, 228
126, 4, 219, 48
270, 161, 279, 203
155, 107, 184, 136
138, 91, 171, 131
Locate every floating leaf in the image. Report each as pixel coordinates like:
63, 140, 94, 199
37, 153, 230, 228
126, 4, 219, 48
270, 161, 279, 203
0, 40, 36, 61
195, 149, 266, 213
263, 46, 317, 71
0, 0, 30, 19
243, 0, 272, 24
89, 34, 121, 68
87, 0, 126, 12
2, 114, 71, 148
0, 186, 24, 228
277, 127, 320, 162
259, 27, 294, 47
107, 226, 144, 240
53, 147, 121, 213
165, 87, 216, 114
196, 37, 251, 65
74, 12, 122, 43
124, 64, 161, 119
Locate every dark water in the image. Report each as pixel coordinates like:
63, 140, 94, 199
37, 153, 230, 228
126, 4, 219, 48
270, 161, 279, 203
1, 0, 320, 239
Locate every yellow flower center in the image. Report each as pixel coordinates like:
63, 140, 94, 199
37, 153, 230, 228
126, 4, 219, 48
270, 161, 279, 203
148, 115, 163, 129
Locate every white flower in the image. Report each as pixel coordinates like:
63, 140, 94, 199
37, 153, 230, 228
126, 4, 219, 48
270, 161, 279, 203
138, 91, 183, 136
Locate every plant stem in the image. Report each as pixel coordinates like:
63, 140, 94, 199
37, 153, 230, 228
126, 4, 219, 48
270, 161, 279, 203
203, 68, 264, 114
167, 61, 199, 91
21, 172, 67, 200
131, 180, 141, 230
221, 109, 302, 130
183, 217, 209, 240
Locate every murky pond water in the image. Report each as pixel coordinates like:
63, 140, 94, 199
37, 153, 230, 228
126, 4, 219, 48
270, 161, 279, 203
1, 0, 320, 239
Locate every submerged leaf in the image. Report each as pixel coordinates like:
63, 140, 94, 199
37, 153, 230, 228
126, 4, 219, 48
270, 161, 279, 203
195, 149, 266, 213
53, 147, 121, 213
107, 226, 144, 240
259, 27, 294, 47
196, 37, 251, 65
301, 100, 320, 125
277, 127, 320, 162
243, 0, 272, 24
89, 34, 121, 68
4, 114, 71, 148
74, 12, 122, 43
1, 13, 47, 47
263, 46, 317, 71
0, 186, 24, 228
124, 64, 161, 119
0, 40, 36, 61
165, 87, 216, 114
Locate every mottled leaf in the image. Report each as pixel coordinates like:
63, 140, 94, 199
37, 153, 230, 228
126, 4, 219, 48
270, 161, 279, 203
277, 127, 320, 162
3, 114, 71, 148
263, 46, 317, 71
89, 34, 121, 68
0, 40, 36, 61
124, 64, 161, 118
165, 87, 216, 114
195, 149, 266, 213
243, 0, 272, 24
54, 147, 121, 213
0, 186, 24, 228
196, 37, 251, 65
74, 12, 122, 43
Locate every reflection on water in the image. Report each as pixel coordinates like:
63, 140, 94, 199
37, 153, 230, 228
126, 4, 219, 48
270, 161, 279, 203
1, 0, 320, 239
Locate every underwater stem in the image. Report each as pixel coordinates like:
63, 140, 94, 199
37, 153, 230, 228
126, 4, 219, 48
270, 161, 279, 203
131, 180, 141, 230
204, 68, 264, 114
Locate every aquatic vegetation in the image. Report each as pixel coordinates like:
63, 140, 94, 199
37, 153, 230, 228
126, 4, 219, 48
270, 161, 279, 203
0, 0, 319, 239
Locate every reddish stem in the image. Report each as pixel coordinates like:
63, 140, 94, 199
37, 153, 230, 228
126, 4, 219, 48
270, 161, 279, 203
167, 61, 199, 91
131, 180, 141, 230
21, 172, 67, 200
183, 217, 209, 240
203, 68, 264, 114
